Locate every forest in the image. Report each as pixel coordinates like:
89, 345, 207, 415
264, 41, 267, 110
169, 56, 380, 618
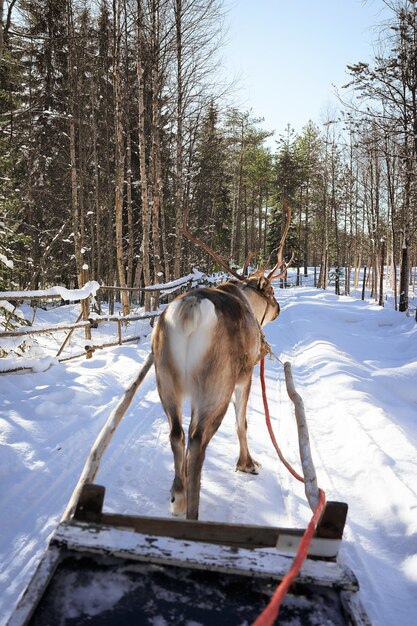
1, 0, 417, 313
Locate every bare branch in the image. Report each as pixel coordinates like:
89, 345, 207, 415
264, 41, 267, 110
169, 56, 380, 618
183, 198, 243, 280
267, 202, 294, 280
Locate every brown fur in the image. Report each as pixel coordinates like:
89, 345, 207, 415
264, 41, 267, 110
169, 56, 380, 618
151, 277, 279, 520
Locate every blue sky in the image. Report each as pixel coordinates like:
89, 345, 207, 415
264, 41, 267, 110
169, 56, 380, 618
221, 0, 390, 141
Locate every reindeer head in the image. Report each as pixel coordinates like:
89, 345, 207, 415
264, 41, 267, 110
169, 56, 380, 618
238, 274, 280, 325
183, 200, 293, 325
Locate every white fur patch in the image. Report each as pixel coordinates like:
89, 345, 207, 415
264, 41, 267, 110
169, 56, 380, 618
164, 298, 181, 326
165, 297, 217, 391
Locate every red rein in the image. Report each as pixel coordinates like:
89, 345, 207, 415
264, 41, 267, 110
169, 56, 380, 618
253, 359, 327, 625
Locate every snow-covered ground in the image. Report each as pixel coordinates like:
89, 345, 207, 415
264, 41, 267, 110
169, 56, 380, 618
1, 283, 417, 626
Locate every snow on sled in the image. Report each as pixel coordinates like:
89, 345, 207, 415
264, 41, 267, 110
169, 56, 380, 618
7, 355, 371, 626
8, 484, 370, 626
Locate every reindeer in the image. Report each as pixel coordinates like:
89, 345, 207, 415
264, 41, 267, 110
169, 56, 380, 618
151, 204, 293, 520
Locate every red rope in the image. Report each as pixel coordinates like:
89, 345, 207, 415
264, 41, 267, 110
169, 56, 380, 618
252, 358, 327, 626
259, 358, 304, 483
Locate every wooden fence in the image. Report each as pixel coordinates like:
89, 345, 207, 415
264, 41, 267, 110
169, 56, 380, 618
0, 272, 212, 374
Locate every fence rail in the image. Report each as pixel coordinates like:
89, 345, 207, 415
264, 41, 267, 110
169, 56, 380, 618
0, 272, 210, 374
5, 267, 413, 374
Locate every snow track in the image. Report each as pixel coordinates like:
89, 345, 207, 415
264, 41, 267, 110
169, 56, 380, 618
1, 287, 417, 626
277, 289, 417, 626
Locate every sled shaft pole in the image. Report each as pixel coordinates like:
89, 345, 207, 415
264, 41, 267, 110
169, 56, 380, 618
283, 361, 320, 511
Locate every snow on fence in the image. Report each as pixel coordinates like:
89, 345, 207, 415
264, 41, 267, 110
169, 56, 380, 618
6, 266, 411, 374
0, 270, 210, 374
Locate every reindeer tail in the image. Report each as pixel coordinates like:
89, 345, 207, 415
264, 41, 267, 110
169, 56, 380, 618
166, 295, 217, 337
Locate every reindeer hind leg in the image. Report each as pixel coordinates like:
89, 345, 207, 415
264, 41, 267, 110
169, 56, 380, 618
168, 413, 186, 516
186, 396, 231, 520
158, 380, 187, 516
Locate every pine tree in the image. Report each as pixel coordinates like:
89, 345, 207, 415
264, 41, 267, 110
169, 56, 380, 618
19, 0, 71, 288
191, 102, 230, 271
268, 126, 300, 270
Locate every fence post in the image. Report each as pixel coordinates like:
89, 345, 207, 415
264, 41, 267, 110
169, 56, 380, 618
117, 319, 122, 345
56, 311, 84, 357
379, 240, 385, 307
361, 266, 367, 301
82, 265, 92, 358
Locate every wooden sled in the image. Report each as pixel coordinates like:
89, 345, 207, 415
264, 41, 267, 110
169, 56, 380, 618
7, 355, 372, 625
7, 487, 371, 626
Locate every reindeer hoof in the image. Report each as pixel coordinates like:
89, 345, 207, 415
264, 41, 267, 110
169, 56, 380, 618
170, 491, 186, 516
236, 459, 261, 474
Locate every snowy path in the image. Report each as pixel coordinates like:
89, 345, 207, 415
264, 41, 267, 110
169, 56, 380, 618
276, 290, 417, 626
1, 287, 417, 626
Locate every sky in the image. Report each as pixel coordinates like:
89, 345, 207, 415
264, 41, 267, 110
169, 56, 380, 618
221, 0, 391, 142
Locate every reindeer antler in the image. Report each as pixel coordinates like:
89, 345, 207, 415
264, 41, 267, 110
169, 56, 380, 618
242, 250, 256, 276
183, 198, 244, 280
267, 202, 294, 280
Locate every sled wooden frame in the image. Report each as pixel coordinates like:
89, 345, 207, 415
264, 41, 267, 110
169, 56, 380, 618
7, 354, 372, 626
71, 483, 348, 558
7, 491, 371, 626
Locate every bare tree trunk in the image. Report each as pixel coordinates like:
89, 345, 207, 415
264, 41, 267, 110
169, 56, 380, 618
354, 252, 361, 289
124, 8, 134, 291
113, 0, 129, 316
399, 236, 409, 312
379, 239, 385, 306
67, 1, 83, 288
26, 37, 37, 289
304, 180, 309, 276
318, 245, 328, 289
0, 0, 4, 63
391, 221, 398, 309
258, 187, 263, 258
137, 0, 151, 309
69, 118, 83, 283
230, 188, 238, 260
126, 131, 134, 290
160, 195, 171, 280
361, 265, 367, 300
317, 204, 329, 290
318, 124, 330, 290
173, 0, 183, 279
91, 93, 102, 282
344, 251, 351, 296
151, 0, 163, 299
297, 188, 302, 286
331, 150, 340, 296
230, 118, 245, 262
67, 1, 91, 342
243, 186, 248, 261
250, 190, 255, 252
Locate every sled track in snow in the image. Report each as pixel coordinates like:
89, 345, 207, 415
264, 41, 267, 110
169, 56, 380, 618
275, 288, 417, 626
